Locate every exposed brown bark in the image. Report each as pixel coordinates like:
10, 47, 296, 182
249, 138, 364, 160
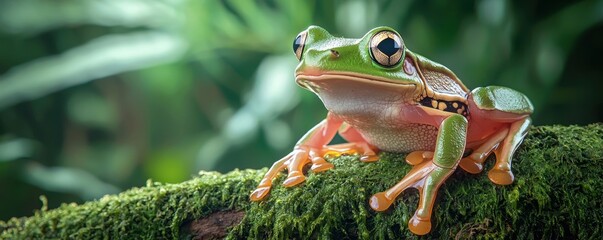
185, 210, 245, 240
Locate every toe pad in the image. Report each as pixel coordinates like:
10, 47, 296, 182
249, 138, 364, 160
488, 169, 514, 185
408, 215, 432, 235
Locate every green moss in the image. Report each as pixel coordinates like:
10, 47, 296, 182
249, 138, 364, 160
2, 125, 602, 239
0, 170, 262, 239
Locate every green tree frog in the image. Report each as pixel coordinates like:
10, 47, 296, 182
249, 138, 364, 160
250, 26, 533, 235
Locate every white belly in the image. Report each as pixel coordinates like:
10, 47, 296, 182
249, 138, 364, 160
346, 120, 438, 152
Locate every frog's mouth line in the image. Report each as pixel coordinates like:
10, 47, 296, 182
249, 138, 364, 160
295, 72, 417, 94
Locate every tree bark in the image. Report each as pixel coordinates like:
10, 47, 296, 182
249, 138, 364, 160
1, 125, 602, 239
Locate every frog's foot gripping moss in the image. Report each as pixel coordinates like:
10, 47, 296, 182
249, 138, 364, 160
459, 117, 531, 185
369, 159, 455, 235
459, 127, 512, 183
322, 142, 379, 163
409, 118, 531, 187
250, 143, 378, 201
368, 114, 468, 235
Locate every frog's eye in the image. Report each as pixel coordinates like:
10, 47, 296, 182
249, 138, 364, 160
369, 30, 404, 67
293, 31, 308, 61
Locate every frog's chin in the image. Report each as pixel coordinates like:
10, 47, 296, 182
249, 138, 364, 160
295, 72, 419, 101
295, 72, 420, 120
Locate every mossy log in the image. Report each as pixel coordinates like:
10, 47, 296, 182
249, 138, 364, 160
1, 125, 602, 239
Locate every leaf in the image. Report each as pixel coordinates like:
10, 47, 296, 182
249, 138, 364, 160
0, 0, 182, 34
23, 162, 121, 200
0, 138, 36, 162
0, 31, 188, 109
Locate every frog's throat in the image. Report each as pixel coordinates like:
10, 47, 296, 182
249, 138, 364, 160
295, 72, 421, 100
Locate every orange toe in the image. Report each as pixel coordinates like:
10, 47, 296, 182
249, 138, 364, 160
360, 155, 379, 163
406, 151, 427, 165
408, 215, 431, 235
282, 172, 306, 187
488, 169, 514, 185
311, 162, 334, 172
323, 148, 356, 158
369, 192, 394, 212
250, 186, 271, 201
459, 157, 483, 174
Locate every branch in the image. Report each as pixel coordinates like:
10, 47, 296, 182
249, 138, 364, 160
1, 125, 602, 239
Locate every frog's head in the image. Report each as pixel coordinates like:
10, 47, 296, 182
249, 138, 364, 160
293, 26, 424, 105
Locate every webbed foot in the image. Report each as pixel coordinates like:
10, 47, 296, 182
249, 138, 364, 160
369, 160, 454, 235
250, 142, 378, 201
250, 147, 313, 201
459, 126, 509, 175
457, 147, 515, 185
369, 114, 468, 235
458, 117, 529, 186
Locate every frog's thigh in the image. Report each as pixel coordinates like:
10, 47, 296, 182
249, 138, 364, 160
488, 117, 531, 185
431, 114, 468, 168
471, 86, 534, 116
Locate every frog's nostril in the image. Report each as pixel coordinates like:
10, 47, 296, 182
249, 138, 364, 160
330, 49, 340, 58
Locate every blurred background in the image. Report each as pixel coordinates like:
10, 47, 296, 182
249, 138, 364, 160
1, 0, 602, 220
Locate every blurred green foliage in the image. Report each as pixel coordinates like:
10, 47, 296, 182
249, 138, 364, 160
0, 0, 602, 220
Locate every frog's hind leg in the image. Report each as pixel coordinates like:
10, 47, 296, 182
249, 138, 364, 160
459, 117, 531, 185
369, 114, 468, 235
459, 128, 509, 174
487, 117, 531, 185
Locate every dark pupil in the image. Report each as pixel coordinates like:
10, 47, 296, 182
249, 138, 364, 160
293, 35, 302, 52
377, 38, 400, 56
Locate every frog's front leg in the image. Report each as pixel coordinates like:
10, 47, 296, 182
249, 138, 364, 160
250, 113, 376, 201
322, 122, 379, 162
369, 114, 468, 235
250, 113, 341, 201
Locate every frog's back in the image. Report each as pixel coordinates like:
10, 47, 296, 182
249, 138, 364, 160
412, 53, 469, 102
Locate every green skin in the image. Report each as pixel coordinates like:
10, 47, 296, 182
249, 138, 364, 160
296, 26, 423, 87
251, 25, 533, 235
